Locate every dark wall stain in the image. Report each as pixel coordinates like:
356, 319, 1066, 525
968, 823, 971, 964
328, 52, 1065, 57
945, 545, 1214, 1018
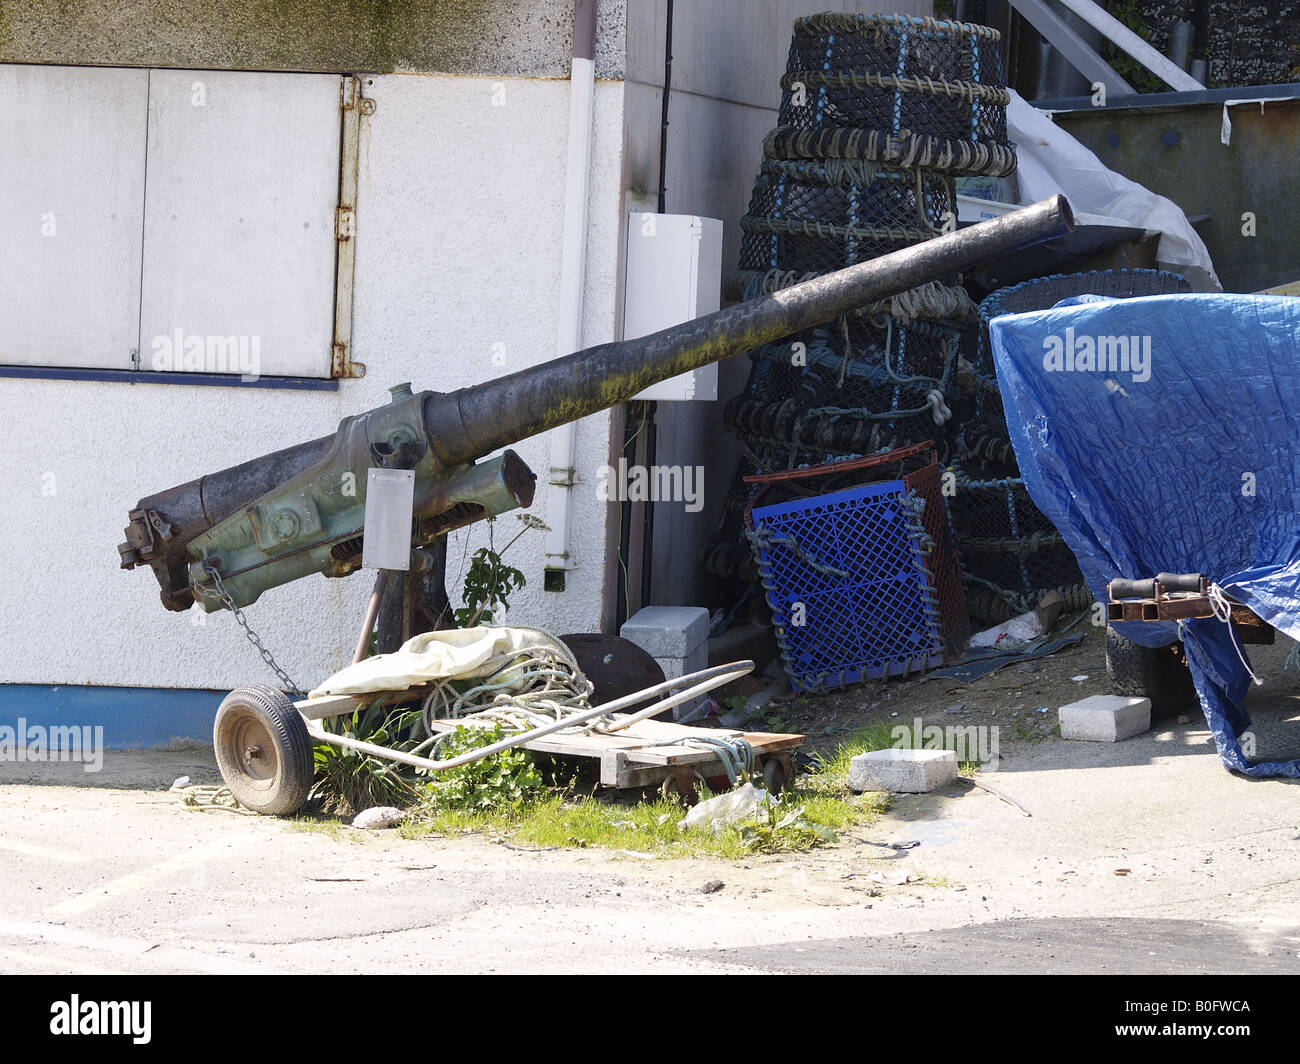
0, 0, 626, 78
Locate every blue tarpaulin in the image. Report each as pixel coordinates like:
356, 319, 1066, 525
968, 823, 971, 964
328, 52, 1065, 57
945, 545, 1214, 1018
989, 292, 1300, 777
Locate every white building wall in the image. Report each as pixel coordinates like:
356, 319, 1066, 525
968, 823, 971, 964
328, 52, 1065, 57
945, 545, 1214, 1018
0, 1, 948, 692
622, 0, 935, 606
349, 72, 628, 645
0, 73, 627, 692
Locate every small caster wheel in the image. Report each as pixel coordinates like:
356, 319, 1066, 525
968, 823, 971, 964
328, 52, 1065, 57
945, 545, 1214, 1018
213, 685, 313, 816
661, 769, 703, 803
763, 757, 788, 795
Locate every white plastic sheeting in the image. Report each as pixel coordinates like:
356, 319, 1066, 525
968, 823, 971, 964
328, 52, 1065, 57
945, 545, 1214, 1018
309, 626, 571, 698
1007, 90, 1220, 289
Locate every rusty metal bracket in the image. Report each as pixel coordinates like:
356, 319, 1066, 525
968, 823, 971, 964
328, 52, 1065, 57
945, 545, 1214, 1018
331, 76, 370, 380
118, 508, 176, 569
330, 342, 363, 379
1107, 576, 1274, 644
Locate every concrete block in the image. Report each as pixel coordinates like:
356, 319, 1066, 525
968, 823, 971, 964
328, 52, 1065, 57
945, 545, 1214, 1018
620, 606, 710, 659
655, 643, 711, 722
655, 643, 709, 681
848, 748, 958, 793
1058, 694, 1151, 742
615, 607, 711, 722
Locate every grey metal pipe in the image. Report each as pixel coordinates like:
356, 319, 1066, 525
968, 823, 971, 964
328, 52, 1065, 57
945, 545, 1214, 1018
426, 196, 1075, 466
352, 570, 390, 664
301, 659, 755, 772
1168, 20, 1193, 72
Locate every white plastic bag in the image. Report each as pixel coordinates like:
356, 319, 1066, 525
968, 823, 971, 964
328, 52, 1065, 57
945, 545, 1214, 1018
677, 782, 769, 833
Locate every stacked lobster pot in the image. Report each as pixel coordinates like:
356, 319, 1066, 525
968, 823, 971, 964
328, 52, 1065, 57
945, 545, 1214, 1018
705, 13, 1016, 588
951, 269, 1192, 623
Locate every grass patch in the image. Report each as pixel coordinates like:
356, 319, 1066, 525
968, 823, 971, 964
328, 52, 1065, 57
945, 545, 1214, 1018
304, 717, 898, 858
400, 783, 889, 858
920, 872, 954, 888
384, 720, 894, 857
286, 813, 354, 841
811, 721, 902, 779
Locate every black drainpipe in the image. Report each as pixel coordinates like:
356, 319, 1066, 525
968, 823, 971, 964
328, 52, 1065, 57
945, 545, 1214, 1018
657, 0, 674, 214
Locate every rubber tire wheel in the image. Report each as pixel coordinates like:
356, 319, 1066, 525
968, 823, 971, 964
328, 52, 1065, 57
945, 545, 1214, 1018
1105, 628, 1198, 717
213, 685, 313, 816
660, 771, 704, 803
762, 757, 788, 795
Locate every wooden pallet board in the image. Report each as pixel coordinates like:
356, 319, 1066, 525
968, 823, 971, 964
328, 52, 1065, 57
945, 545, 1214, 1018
422, 713, 804, 788
298, 687, 804, 790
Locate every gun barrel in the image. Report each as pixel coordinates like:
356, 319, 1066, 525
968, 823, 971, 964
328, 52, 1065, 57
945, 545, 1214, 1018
425, 195, 1074, 466
121, 196, 1072, 610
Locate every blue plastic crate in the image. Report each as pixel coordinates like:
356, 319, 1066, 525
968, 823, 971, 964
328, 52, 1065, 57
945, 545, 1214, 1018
750, 480, 943, 693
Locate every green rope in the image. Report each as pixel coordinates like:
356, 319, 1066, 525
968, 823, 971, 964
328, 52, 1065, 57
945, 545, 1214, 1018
962, 577, 1094, 622
653, 735, 756, 787
959, 531, 1066, 554
764, 125, 1017, 178
741, 212, 936, 246
745, 526, 852, 579
780, 69, 1010, 106
794, 11, 1003, 42
177, 784, 258, 815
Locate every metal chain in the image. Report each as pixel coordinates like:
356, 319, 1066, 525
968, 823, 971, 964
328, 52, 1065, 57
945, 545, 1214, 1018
206, 568, 304, 697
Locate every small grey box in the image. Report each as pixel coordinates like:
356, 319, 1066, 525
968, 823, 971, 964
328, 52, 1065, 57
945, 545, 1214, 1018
362, 467, 415, 571
1058, 694, 1151, 741
848, 748, 958, 793
620, 606, 710, 658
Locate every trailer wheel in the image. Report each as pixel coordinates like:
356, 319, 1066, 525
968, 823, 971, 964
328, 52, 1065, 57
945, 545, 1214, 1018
762, 757, 789, 795
661, 769, 704, 803
1105, 628, 1198, 717
214, 685, 314, 816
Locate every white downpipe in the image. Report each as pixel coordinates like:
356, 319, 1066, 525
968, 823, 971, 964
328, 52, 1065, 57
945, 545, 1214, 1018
544, 50, 596, 574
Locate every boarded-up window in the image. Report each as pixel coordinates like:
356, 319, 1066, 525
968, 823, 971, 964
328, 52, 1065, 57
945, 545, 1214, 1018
0, 64, 343, 379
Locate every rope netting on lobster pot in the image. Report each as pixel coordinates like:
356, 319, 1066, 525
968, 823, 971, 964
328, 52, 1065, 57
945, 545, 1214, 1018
766, 13, 1017, 180
737, 157, 957, 276
725, 312, 962, 473
946, 464, 1092, 624
949, 269, 1194, 622
970, 268, 1192, 425
702, 12, 1016, 622
702, 311, 964, 586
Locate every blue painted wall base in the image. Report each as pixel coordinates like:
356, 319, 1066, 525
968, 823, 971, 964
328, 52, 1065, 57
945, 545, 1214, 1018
0, 685, 223, 749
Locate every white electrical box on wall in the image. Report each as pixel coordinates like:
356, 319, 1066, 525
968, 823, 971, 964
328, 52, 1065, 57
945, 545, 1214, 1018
623, 212, 723, 401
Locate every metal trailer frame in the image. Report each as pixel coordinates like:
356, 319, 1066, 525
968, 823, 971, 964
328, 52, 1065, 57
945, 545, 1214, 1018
212, 659, 809, 814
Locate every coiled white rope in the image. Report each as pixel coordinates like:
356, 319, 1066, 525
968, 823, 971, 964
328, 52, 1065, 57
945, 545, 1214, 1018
1206, 584, 1263, 687
925, 388, 952, 425
411, 640, 765, 786
418, 641, 599, 753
